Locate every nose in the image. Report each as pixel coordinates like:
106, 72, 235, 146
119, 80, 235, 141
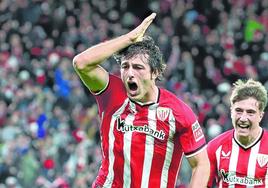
127, 67, 135, 78
239, 112, 248, 122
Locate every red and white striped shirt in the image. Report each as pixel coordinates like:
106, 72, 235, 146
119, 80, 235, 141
93, 74, 206, 188
207, 129, 268, 188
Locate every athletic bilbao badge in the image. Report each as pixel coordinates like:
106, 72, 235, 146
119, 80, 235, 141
191, 121, 204, 142
257, 154, 268, 167
156, 107, 170, 121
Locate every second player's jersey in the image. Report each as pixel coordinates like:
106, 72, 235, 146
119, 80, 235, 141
93, 74, 206, 188
207, 129, 268, 188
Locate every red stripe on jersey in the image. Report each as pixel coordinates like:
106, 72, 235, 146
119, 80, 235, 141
236, 147, 251, 180
95, 115, 112, 186
167, 134, 184, 187
111, 110, 126, 187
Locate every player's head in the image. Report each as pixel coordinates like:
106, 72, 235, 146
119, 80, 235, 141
116, 36, 166, 81
230, 79, 267, 111
230, 79, 267, 142
115, 36, 166, 102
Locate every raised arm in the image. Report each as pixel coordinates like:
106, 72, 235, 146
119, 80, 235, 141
73, 13, 156, 93
187, 148, 210, 188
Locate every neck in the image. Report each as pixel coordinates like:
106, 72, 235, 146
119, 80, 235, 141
236, 127, 262, 147
148, 85, 159, 103
139, 85, 159, 104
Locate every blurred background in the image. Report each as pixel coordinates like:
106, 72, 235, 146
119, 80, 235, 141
0, 0, 268, 187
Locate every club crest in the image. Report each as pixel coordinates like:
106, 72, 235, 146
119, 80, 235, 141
257, 154, 268, 167
156, 107, 170, 121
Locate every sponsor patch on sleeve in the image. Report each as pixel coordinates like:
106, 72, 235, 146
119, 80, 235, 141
191, 121, 204, 142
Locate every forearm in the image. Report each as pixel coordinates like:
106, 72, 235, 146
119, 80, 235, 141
73, 13, 156, 70
187, 149, 210, 188
72, 12, 156, 92
189, 163, 210, 188
73, 34, 132, 70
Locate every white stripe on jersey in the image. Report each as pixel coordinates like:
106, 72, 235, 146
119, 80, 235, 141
216, 145, 222, 187
216, 145, 222, 170
228, 139, 240, 188
123, 112, 135, 188
140, 104, 156, 188
160, 109, 176, 188
103, 99, 129, 188
247, 141, 260, 188
123, 101, 136, 188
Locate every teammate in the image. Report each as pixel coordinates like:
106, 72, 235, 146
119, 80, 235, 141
207, 79, 268, 187
73, 13, 210, 188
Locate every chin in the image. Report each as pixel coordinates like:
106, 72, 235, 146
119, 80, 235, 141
237, 133, 250, 138
236, 129, 251, 137
128, 94, 140, 101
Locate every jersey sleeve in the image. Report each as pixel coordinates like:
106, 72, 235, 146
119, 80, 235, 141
207, 141, 217, 188
175, 101, 206, 157
94, 74, 126, 115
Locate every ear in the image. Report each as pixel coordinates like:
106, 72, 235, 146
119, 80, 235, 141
152, 73, 157, 80
260, 111, 264, 119
152, 70, 159, 80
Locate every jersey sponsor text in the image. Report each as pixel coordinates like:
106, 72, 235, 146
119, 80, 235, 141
116, 117, 165, 140
220, 169, 263, 186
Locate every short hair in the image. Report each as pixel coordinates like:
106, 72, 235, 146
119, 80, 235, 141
115, 36, 166, 81
230, 79, 268, 111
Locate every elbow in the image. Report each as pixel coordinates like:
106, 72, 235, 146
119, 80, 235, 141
73, 54, 85, 70
72, 55, 79, 69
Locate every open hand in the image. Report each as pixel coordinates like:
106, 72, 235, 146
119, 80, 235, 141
127, 13, 156, 43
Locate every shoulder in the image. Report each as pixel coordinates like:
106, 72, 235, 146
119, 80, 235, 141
207, 130, 234, 159
95, 74, 126, 113
158, 88, 199, 128
159, 88, 192, 110
263, 128, 268, 134
159, 88, 196, 118
208, 129, 234, 148
159, 88, 179, 102
109, 74, 123, 84
102, 74, 124, 93
261, 128, 268, 140
94, 73, 123, 95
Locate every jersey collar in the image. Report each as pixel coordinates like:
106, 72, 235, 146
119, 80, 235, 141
129, 88, 160, 106
233, 128, 264, 150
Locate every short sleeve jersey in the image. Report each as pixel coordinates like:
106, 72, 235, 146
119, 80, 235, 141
207, 129, 268, 188
93, 74, 206, 188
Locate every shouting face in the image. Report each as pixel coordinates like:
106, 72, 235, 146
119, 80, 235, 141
120, 54, 158, 103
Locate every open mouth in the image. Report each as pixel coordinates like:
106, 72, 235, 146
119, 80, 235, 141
128, 82, 138, 91
237, 124, 250, 129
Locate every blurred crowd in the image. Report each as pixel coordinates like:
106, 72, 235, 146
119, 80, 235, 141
0, 0, 268, 187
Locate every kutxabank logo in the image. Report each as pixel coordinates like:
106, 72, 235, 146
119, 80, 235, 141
116, 118, 165, 140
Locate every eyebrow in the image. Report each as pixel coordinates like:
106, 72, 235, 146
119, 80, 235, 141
235, 107, 256, 112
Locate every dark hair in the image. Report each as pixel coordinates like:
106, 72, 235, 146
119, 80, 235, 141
230, 79, 268, 111
115, 36, 166, 81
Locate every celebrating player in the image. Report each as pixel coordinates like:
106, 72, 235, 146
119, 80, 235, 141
207, 79, 268, 187
73, 13, 210, 188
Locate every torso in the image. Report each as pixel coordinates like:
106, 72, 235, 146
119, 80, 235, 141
208, 129, 268, 188
93, 74, 206, 188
